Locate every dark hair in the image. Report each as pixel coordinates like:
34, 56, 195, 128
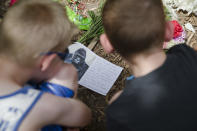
102, 0, 165, 58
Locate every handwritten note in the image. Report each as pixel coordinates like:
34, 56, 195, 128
66, 43, 123, 95
79, 56, 123, 95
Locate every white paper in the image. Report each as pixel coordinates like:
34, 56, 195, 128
79, 56, 123, 95
185, 23, 196, 33
65, 42, 123, 95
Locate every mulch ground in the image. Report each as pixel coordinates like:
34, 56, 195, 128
1, 1, 197, 131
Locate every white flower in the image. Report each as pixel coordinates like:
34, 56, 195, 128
162, 0, 197, 15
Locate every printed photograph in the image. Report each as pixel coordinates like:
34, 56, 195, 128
64, 42, 97, 80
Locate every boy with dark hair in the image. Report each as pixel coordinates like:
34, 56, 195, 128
100, 0, 197, 130
0, 0, 91, 130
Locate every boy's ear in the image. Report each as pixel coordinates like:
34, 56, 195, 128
100, 34, 114, 53
164, 21, 174, 42
40, 54, 57, 72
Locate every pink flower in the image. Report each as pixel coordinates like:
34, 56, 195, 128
10, 0, 17, 6
171, 20, 183, 38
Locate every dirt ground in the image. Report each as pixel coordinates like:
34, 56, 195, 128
0, 0, 9, 18
1, 1, 197, 131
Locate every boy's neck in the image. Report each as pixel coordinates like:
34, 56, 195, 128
0, 58, 34, 87
128, 47, 166, 78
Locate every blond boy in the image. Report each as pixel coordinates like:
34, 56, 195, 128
0, 0, 91, 130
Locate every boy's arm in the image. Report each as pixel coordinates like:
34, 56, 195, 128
30, 59, 91, 127
35, 93, 91, 128
108, 91, 123, 104
48, 63, 78, 96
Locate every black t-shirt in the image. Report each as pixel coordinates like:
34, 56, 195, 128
106, 44, 197, 131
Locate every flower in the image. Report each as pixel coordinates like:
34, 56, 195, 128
171, 20, 183, 38
10, 0, 17, 6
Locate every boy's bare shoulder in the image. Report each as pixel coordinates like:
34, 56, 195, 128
33, 93, 72, 119
19, 93, 73, 130
20, 92, 91, 130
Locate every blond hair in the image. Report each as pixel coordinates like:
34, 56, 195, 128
0, 0, 76, 66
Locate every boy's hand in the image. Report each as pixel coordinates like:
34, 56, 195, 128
48, 63, 78, 96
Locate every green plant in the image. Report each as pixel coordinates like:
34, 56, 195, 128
78, 11, 104, 44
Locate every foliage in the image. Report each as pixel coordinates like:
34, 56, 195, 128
164, 6, 172, 21
78, 11, 104, 44
66, 6, 91, 30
